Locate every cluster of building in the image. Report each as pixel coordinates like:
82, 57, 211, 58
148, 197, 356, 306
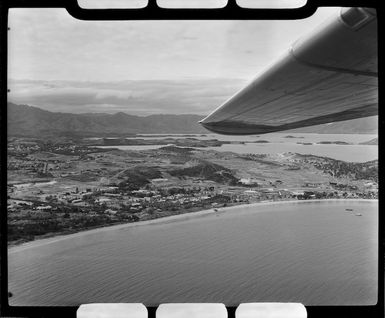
8, 139, 104, 157
8, 182, 227, 215
8, 176, 378, 217
7, 141, 41, 154
7, 136, 379, 245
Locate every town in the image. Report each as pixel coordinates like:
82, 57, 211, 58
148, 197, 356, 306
7, 137, 378, 244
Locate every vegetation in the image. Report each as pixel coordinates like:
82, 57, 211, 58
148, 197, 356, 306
8, 207, 139, 243
169, 160, 239, 185
314, 159, 378, 182
7, 136, 378, 245
117, 167, 162, 191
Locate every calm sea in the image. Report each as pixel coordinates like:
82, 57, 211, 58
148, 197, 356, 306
95, 133, 378, 162
8, 200, 378, 306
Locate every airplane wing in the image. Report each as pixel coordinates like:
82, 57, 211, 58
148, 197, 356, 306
200, 7, 377, 135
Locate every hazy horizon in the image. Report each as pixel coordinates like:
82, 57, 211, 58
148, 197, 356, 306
8, 7, 341, 115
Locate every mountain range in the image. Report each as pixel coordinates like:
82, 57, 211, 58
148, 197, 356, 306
7, 102, 378, 137
7, 103, 207, 137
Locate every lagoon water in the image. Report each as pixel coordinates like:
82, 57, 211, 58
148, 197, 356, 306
206, 143, 377, 162
8, 200, 378, 306
96, 133, 378, 162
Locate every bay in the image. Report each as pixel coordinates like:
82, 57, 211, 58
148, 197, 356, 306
8, 200, 378, 306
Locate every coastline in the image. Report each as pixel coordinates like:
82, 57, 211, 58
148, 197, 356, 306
8, 198, 378, 253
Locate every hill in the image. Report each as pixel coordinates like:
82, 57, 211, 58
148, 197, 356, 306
7, 103, 207, 137
7, 102, 378, 137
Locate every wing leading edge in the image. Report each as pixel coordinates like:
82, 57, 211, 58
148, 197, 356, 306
200, 7, 377, 135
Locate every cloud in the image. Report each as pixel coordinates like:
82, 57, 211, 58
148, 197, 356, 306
8, 8, 340, 82
7, 7, 341, 115
8, 79, 248, 115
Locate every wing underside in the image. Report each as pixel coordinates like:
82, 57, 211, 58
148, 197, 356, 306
200, 7, 377, 135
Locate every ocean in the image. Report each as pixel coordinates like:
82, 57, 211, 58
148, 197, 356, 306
8, 200, 378, 306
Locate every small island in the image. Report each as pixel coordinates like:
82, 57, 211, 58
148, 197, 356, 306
85, 137, 241, 148
284, 135, 304, 139
297, 142, 313, 145
317, 141, 351, 145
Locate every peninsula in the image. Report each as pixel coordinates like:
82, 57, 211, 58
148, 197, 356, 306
7, 137, 378, 245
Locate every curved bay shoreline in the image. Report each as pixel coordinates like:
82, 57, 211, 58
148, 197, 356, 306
9, 198, 377, 253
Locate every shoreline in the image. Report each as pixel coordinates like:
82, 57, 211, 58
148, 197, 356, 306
8, 198, 377, 253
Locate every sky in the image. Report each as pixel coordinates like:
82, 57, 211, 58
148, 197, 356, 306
8, 6, 341, 115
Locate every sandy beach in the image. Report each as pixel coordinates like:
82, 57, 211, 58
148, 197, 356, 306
8, 198, 377, 253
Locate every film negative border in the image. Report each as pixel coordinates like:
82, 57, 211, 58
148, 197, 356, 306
1, 0, 381, 20
0, 0, 383, 317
